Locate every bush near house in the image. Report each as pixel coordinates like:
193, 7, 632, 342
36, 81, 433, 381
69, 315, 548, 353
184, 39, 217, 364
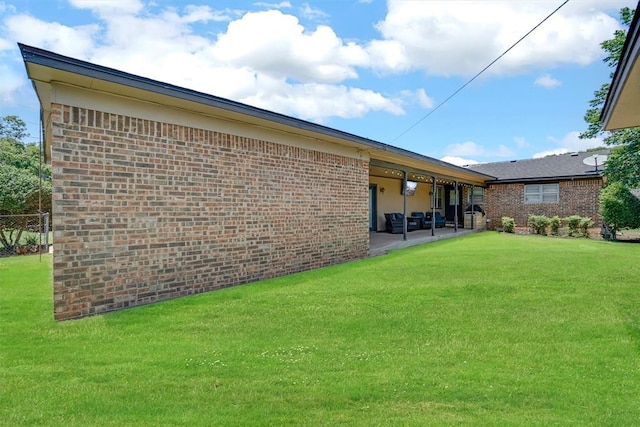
549, 216, 562, 236
516, 215, 595, 238
501, 216, 515, 233
564, 215, 585, 237
579, 217, 594, 237
528, 214, 550, 235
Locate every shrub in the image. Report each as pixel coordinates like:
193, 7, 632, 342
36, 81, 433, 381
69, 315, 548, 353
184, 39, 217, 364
564, 215, 583, 237
579, 217, 594, 238
599, 182, 640, 240
501, 216, 515, 233
528, 214, 549, 235
549, 216, 561, 236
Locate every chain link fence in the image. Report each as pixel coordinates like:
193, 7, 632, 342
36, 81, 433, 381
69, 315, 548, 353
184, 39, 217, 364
0, 213, 50, 257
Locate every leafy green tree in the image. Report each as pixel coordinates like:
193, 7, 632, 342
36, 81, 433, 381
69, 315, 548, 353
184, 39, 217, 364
580, 7, 640, 187
0, 115, 51, 251
599, 182, 640, 239
0, 115, 29, 143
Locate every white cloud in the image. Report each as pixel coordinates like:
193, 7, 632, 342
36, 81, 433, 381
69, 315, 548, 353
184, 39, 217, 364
210, 10, 368, 84
1, 5, 404, 123
534, 73, 562, 88
0, 63, 24, 103
400, 88, 434, 109
1, 0, 632, 126
0, 2, 16, 13
67, 0, 144, 17
300, 3, 329, 21
444, 140, 515, 159
243, 81, 404, 121
368, 1, 627, 76
254, 2, 292, 9
494, 144, 514, 157
415, 88, 434, 109
533, 148, 569, 158
514, 136, 528, 148
444, 141, 485, 156
440, 156, 480, 167
533, 131, 605, 158
4, 15, 99, 58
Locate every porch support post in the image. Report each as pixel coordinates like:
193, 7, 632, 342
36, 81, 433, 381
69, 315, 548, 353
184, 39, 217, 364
471, 185, 475, 229
454, 181, 459, 232
403, 170, 408, 241
431, 176, 436, 236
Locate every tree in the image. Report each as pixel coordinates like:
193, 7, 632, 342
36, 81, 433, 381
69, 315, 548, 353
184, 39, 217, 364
580, 7, 640, 188
599, 182, 640, 239
0, 115, 29, 143
0, 115, 51, 252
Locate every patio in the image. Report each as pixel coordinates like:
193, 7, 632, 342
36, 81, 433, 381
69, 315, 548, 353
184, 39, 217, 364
369, 226, 480, 256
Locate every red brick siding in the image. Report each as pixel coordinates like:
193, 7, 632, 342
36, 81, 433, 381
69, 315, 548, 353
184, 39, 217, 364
483, 179, 603, 229
50, 104, 369, 320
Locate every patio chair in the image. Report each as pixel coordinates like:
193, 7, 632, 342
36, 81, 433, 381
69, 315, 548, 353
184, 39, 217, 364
425, 212, 446, 228
384, 213, 403, 234
411, 212, 432, 229
384, 213, 419, 233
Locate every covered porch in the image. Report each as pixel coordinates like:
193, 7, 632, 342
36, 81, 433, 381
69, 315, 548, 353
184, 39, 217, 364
367, 157, 492, 245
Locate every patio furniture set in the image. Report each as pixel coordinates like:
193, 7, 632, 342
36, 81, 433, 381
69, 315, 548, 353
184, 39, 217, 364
384, 212, 447, 234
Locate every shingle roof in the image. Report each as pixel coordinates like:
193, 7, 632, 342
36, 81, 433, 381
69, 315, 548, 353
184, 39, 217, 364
466, 150, 610, 183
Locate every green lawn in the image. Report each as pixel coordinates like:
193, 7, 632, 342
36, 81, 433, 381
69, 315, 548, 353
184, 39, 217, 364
1, 233, 639, 425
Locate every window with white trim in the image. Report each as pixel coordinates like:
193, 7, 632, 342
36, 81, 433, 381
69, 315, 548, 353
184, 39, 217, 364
525, 183, 559, 203
435, 186, 443, 209
469, 187, 484, 203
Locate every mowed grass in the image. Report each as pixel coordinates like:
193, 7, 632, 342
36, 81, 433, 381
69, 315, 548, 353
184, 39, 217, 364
1, 233, 639, 426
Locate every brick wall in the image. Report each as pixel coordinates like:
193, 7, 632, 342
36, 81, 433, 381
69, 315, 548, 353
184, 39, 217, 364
484, 179, 603, 229
50, 104, 369, 320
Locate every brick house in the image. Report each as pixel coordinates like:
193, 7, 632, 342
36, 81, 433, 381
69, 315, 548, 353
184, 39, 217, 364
20, 44, 490, 320
466, 150, 608, 230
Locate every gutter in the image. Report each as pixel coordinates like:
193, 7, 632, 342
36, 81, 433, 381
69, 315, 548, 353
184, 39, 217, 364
485, 174, 603, 184
600, 6, 640, 129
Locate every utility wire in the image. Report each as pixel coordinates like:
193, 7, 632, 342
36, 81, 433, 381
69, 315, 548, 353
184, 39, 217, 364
389, 0, 571, 144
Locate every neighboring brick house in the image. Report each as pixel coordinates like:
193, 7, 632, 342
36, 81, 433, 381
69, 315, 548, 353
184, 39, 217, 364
467, 150, 608, 230
20, 44, 489, 320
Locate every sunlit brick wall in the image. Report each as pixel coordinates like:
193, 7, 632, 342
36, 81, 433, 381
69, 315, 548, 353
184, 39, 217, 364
483, 179, 603, 230
50, 104, 369, 320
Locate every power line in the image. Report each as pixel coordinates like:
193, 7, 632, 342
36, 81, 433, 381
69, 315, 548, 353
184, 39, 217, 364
388, 0, 571, 144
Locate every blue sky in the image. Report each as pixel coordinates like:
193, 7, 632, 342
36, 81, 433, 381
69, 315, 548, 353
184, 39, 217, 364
0, 0, 635, 165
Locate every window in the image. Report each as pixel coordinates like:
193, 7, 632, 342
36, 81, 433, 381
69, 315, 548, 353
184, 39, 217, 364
435, 186, 443, 209
469, 187, 484, 204
525, 183, 559, 203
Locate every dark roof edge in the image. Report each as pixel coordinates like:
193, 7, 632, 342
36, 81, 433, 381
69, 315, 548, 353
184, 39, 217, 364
600, 4, 640, 128
485, 174, 603, 184
18, 43, 494, 181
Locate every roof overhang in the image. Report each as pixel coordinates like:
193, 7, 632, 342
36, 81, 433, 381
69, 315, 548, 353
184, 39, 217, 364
19, 43, 492, 186
485, 174, 603, 184
601, 7, 640, 130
